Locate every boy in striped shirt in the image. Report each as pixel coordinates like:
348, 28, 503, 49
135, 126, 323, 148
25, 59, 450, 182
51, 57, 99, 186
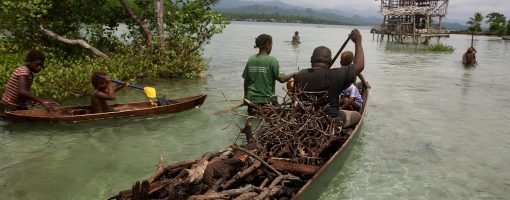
1, 50, 56, 116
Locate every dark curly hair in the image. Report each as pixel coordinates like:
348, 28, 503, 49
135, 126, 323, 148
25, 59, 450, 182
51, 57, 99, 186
91, 72, 106, 88
25, 50, 45, 62
254, 34, 272, 49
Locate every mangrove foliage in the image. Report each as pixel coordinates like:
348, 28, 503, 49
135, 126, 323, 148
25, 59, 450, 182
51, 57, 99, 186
0, 0, 226, 100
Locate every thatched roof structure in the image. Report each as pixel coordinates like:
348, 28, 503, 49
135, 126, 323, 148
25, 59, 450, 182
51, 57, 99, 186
381, 6, 441, 17
378, 0, 449, 17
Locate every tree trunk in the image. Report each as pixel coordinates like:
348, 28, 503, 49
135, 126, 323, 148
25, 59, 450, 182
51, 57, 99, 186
156, 0, 165, 49
37, 24, 110, 60
118, 0, 153, 47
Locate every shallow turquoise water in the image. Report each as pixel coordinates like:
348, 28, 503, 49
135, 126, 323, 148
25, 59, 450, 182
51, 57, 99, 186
1, 21, 509, 199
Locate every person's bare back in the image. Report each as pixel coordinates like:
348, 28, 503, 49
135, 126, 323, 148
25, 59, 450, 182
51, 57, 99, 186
90, 72, 126, 113
463, 47, 477, 65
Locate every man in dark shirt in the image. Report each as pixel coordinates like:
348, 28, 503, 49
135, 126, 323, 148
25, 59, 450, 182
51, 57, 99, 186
294, 29, 364, 128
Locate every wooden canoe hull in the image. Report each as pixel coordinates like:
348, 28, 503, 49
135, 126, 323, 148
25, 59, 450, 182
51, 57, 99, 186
3, 94, 207, 123
293, 78, 369, 199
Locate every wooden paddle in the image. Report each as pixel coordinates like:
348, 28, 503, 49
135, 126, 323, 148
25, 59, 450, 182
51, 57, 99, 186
330, 33, 353, 67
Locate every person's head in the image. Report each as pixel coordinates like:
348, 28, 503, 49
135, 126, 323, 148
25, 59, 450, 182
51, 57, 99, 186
340, 51, 354, 66
310, 46, 332, 69
254, 34, 273, 54
25, 50, 45, 73
92, 72, 108, 90
467, 47, 476, 54
295, 31, 299, 35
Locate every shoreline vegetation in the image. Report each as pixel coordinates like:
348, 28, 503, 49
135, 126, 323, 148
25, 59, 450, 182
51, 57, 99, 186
222, 12, 355, 25
0, 0, 226, 100
448, 30, 507, 36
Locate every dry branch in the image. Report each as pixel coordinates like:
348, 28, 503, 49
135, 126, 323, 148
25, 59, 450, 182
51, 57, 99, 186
187, 185, 255, 200
118, 0, 152, 46
37, 24, 110, 60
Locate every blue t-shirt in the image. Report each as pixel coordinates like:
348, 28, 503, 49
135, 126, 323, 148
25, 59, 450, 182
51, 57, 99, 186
340, 83, 363, 105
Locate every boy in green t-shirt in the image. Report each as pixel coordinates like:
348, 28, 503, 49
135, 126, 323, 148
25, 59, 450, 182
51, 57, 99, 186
241, 34, 298, 143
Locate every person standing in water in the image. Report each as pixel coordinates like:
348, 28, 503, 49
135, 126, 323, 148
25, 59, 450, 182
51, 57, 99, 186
463, 47, 477, 65
292, 31, 301, 44
241, 34, 298, 143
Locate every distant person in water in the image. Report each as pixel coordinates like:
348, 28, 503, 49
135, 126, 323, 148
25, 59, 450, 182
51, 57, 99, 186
1, 50, 57, 117
463, 47, 477, 65
90, 72, 127, 113
292, 31, 301, 44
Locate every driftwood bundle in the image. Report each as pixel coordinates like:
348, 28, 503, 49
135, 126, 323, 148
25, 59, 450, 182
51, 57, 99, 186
110, 97, 354, 200
109, 147, 303, 200
251, 96, 346, 165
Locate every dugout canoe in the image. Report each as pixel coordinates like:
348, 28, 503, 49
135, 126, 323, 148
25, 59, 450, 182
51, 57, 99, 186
292, 75, 369, 199
3, 94, 207, 123
108, 76, 369, 200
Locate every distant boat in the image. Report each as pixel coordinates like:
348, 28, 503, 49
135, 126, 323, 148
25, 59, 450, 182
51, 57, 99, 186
502, 36, 510, 40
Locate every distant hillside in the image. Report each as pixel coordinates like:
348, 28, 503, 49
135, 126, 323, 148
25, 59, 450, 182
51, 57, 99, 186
442, 21, 467, 31
214, 0, 466, 30
214, 0, 381, 26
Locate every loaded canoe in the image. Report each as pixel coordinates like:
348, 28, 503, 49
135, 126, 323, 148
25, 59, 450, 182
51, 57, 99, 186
3, 94, 207, 123
108, 76, 369, 200
293, 75, 369, 199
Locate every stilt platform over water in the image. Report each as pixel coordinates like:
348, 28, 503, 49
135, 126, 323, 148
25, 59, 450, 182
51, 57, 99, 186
371, 0, 450, 44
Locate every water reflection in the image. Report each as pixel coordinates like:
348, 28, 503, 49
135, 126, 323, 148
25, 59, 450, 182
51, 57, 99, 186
460, 64, 476, 97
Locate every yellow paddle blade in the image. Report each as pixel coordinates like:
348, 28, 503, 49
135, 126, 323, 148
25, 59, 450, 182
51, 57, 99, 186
144, 87, 157, 98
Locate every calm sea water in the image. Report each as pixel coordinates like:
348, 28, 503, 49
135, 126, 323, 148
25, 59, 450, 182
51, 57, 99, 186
1, 21, 509, 199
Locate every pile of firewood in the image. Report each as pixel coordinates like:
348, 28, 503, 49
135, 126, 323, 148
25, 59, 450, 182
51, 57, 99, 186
109, 97, 352, 200
109, 146, 303, 200
252, 97, 346, 166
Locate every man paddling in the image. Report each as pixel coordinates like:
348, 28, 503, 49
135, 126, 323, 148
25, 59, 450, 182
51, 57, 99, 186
294, 29, 365, 128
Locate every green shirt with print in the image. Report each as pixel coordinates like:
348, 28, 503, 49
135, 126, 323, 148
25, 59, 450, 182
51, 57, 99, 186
242, 55, 285, 104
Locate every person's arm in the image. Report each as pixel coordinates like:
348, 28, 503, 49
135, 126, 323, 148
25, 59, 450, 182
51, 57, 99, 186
18, 75, 55, 109
358, 74, 370, 89
340, 86, 356, 110
340, 96, 351, 110
351, 29, 365, 75
114, 82, 128, 92
341, 97, 355, 110
95, 81, 116, 100
277, 71, 298, 83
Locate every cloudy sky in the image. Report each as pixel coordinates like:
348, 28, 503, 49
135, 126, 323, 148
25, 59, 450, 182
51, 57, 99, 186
255, 0, 510, 22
